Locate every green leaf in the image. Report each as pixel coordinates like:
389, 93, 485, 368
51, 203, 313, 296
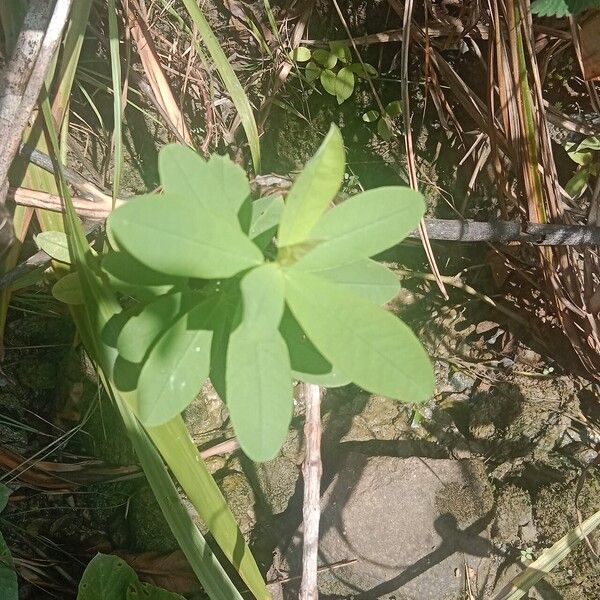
52, 272, 84, 305
277, 124, 345, 247
279, 307, 351, 387
314, 259, 400, 304
102, 249, 185, 300
362, 110, 380, 123
159, 145, 251, 220
335, 67, 355, 104
566, 136, 600, 153
305, 61, 321, 83
226, 264, 293, 461
289, 46, 311, 62
285, 270, 434, 402
329, 41, 351, 63
249, 195, 284, 249
135, 295, 223, 426
35, 231, 71, 264
319, 69, 337, 96
107, 193, 264, 279
349, 62, 378, 79
377, 117, 393, 140
78, 554, 137, 600
312, 48, 337, 69
127, 582, 186, 600
0, 531, 17, 600
293, 186, 425, 271
567, 149, 593, 166
117, 291, 202, 363
530, 0, 600, 17
385, 100, 403, 117
565, 168, 590, 198
0, 484, 10, 512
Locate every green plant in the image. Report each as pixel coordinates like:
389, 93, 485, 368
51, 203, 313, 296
362, 100, 403, 140
63, 123, 434, 462
564, 136, 600, 199
291, 42, 378, 104
78, 553, 184, 599
0, 484, 17, 600
519, 546, 534, 562
531, 0, 600, 17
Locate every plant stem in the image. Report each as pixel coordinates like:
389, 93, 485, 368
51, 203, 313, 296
300, 382, 323, 600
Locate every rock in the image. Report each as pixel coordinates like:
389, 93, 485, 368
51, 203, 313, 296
281, 454, 494, 599
492, 484, 536, 546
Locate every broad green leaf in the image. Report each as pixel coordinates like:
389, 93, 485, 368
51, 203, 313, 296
329, 41, 351, 63
312, 48, 337, 69
565, 168, 590, 198
362, 110, 380, 123
530, 0, 600, 17
102, 249, 185, 300
226, 264, 293, 461
35, 231, 70, 263
377, 117, 393, 140
293, 186, 425, 271
385, 100, 403, 117
159, 145, 251, 220
285, 270, 434, 402
567, 149, 593, 166
52, 272, 84, 305
249, 195, 284, 249
117, 291, 203, 363
349, 62, 378, 79
277, 124, 345, 247
280, 307, 351, 387
320, 69, 337, 96
566, 137, 600, 154
305, 61, 321, 83
136, 295, 221, 426
127, 582, 185, 600
336, 67, 355, 104
314, 259, 400, 304
0, 484, 10, 512
0, 531, 17, 600
289, 46, 311, 62
107, 193, 264, 279
78, 554, 137, 600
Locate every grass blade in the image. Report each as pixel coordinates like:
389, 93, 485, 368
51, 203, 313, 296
177, 0, 261, 172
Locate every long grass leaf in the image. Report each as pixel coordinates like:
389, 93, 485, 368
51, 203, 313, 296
177, 0, 261, 172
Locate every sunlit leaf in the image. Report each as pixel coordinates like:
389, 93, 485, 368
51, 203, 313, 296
305, 61, 321, 83
314, 259, 400, 304
530, 0, 600, 17
35, 231, 70, 263
336, 67, 355, 104
52, 272, 84, 305
362, 110, 380, 123
277, 124, 345, 247
385, 100, 402, 117
312, 48, 337, 69
279, 307, 351, 387
285, 270, 434, 402
565, 168, 590, 198
329, 41, 351, 63
159, 145, 251, 220
289, 46, 311, 62
293, 186, 425, 270
249, 195, 283, 249
320, 68, 337, 96
107, 193, 264, 278
226, 264, 293, 461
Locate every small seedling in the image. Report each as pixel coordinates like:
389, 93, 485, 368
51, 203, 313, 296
363, 100, 403, 140
290, 42, 378, 104
564, 135, 600, 199
519, 546, 534, 563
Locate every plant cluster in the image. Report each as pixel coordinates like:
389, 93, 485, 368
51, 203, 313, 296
43, 125, 433, 462
362, 100, 403, 140
291, 42, 378, 104
564, 135, 600, 198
